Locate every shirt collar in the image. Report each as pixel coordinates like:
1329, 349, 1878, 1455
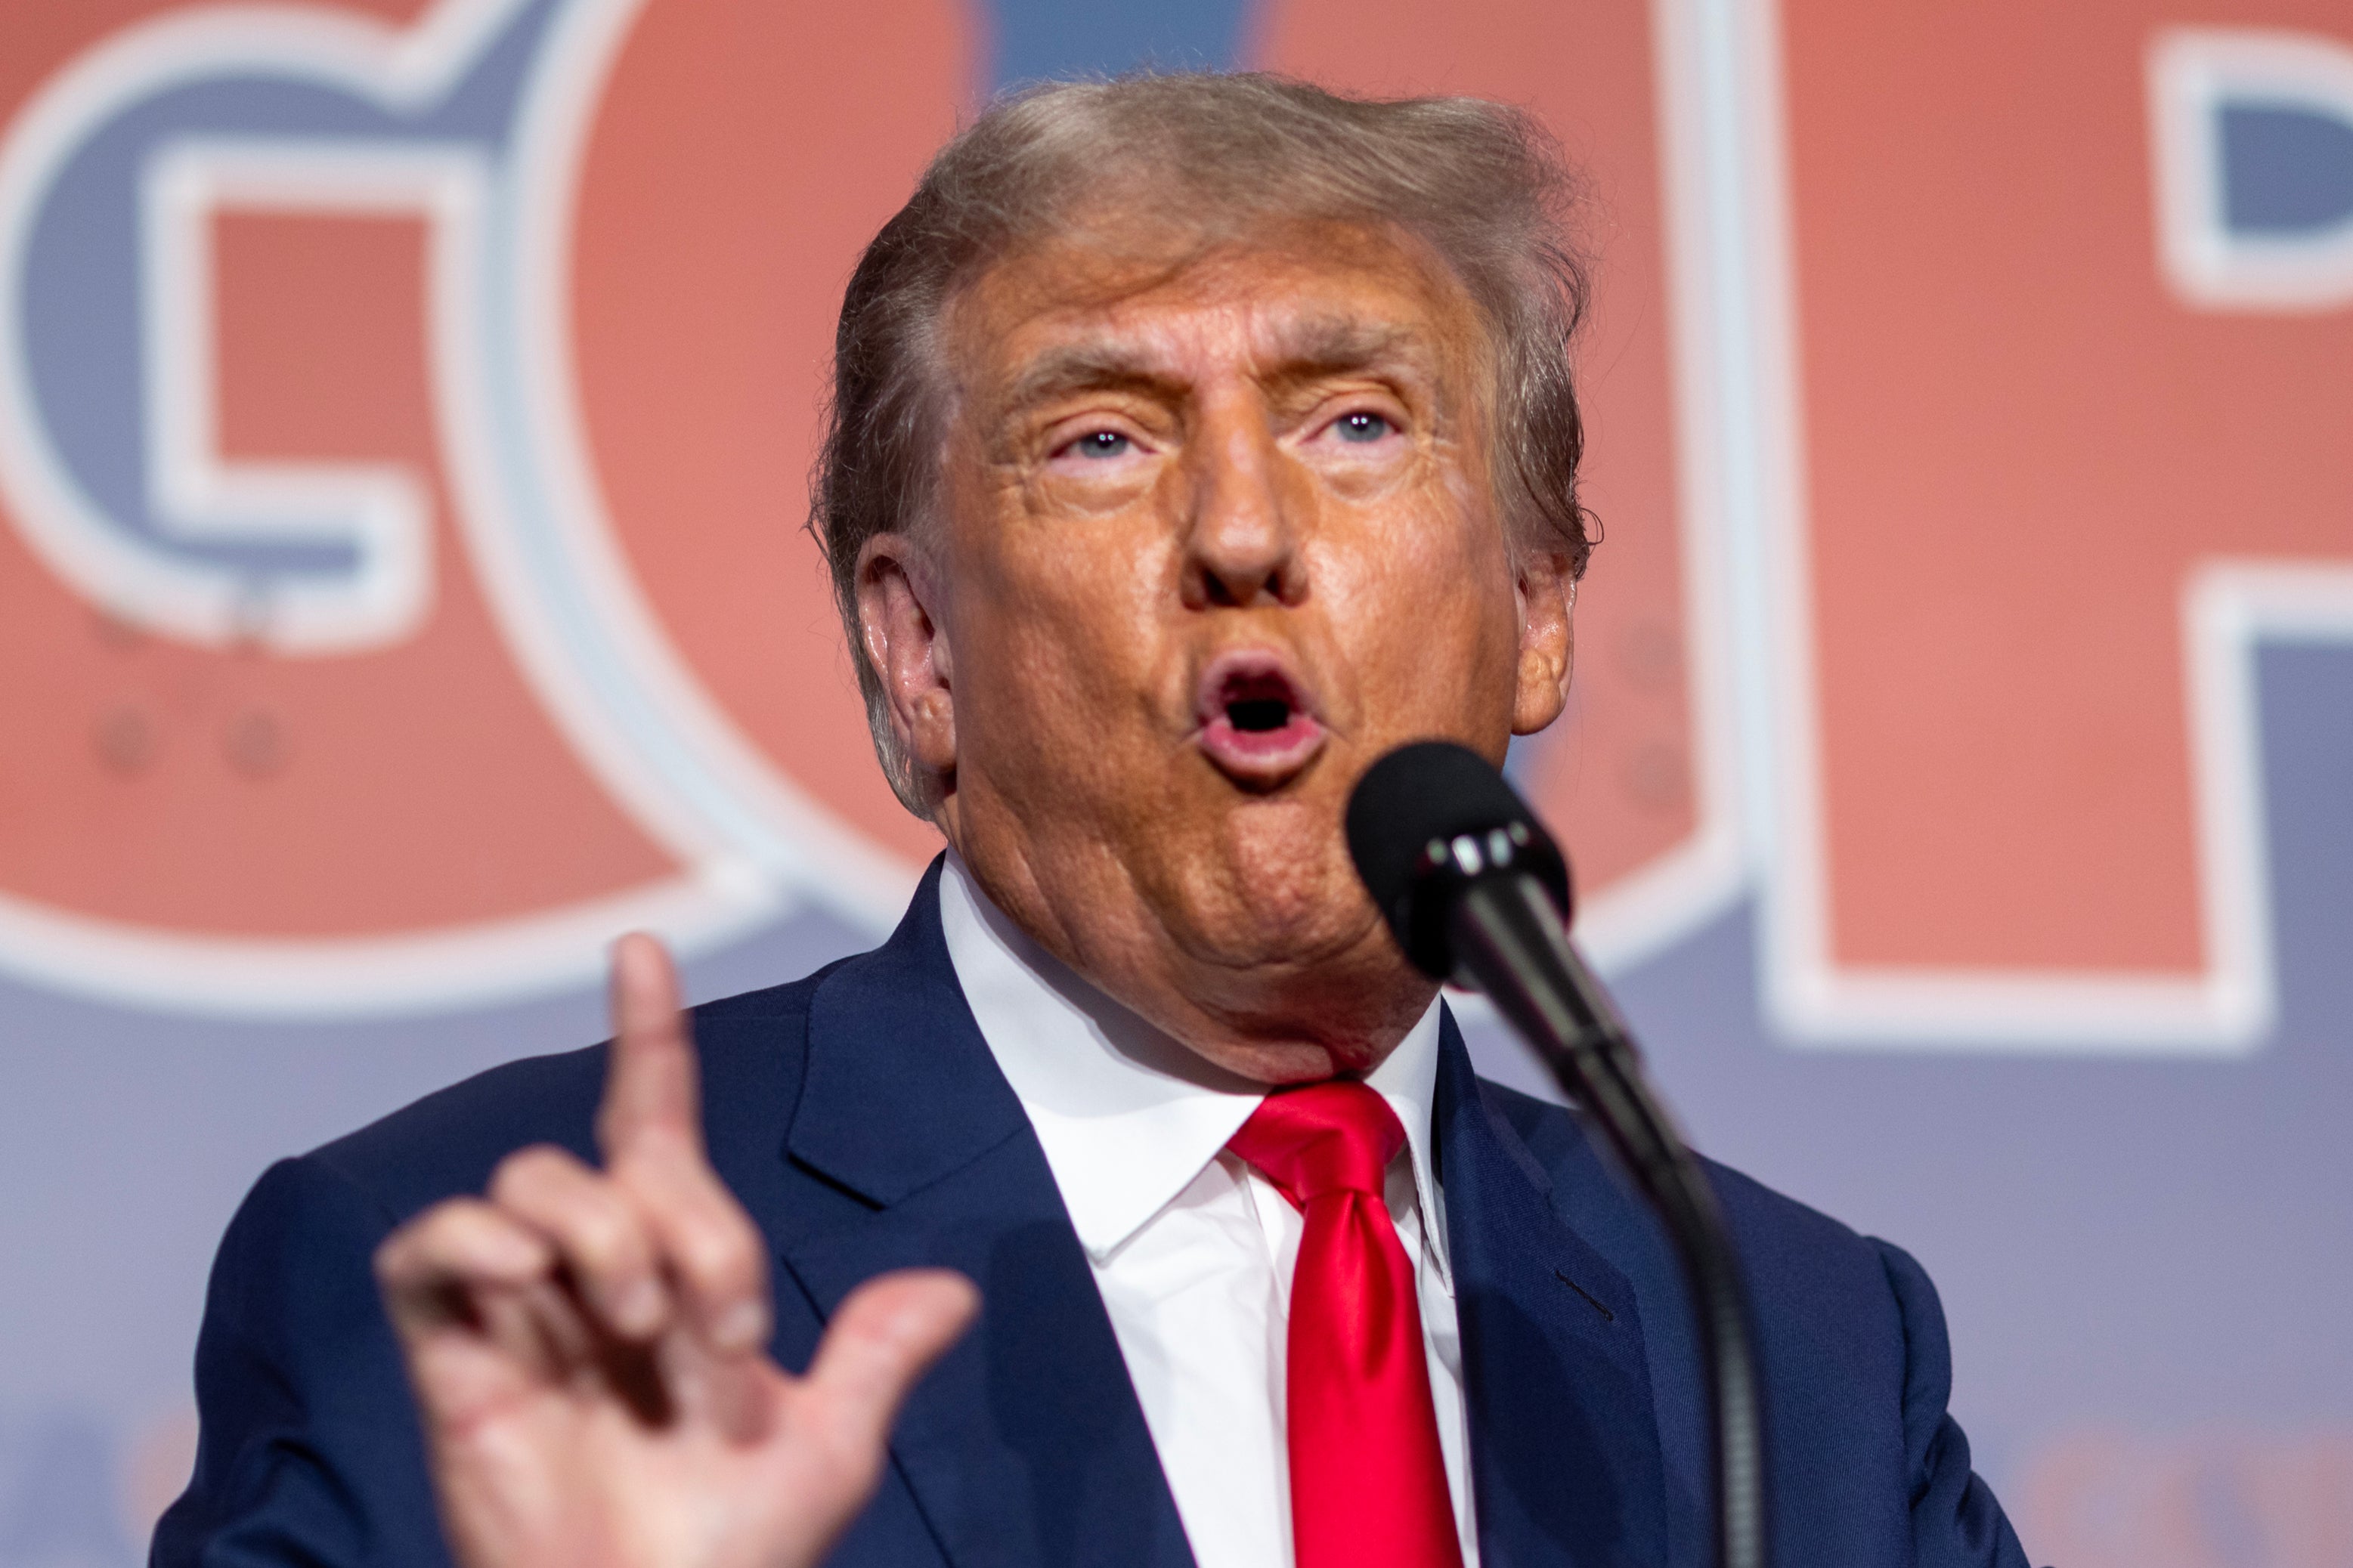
938, 853, 1451, 1283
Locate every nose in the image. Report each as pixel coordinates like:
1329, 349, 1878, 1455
1181, 405, 1305, 610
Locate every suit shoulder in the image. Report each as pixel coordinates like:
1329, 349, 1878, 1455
1470, 1078, 2022, 1560
1475, 1076, 1896, 1289
308, 966, 837, 1222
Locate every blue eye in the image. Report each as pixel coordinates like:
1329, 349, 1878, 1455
1072, 430, 1132, 459
1334, 411, 1392, 443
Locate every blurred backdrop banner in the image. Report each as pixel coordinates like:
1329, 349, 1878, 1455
2, 1, 2348, 1563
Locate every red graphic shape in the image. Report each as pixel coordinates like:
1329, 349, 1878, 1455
0, 203, 677, 937
1251, 0, 1704, 905
2017, 1429, 2353, 1567
1782, 0, 2353, 972
569, 0, 973, 869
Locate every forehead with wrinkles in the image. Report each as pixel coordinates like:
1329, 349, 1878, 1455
943, 218, 1493, 438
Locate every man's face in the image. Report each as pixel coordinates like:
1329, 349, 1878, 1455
859, 215, 1574, 1078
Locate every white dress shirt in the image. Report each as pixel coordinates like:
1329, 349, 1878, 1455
937, 855, 1480, 1568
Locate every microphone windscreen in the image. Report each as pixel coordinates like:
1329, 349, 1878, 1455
1345, 741, 1571, 975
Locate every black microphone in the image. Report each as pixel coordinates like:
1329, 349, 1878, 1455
1345, 740, 1768, 1568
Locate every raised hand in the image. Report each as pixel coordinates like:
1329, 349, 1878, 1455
376, 934, 978, 1568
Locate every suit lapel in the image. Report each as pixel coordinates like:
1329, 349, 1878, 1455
1436, 1007, 1670, 1567
777, 861, 1195, 1568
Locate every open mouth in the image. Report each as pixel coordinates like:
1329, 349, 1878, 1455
1194, 652, 1327, 785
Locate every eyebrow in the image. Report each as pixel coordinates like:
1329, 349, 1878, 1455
998, 315, 1434, 415
1002, 345, 1184, 412
1262, 316, 1426, 385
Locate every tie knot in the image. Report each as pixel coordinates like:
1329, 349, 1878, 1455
1228, 1080, 1405, 1205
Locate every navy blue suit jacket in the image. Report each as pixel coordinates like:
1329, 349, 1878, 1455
155, 861, 2031, 1567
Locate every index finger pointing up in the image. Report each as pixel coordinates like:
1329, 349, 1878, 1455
598, 932, 703, 1164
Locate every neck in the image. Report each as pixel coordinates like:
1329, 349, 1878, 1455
938, 839, 1440, 1087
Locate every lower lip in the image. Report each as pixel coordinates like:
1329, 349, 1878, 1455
1197, 710, 1327, 781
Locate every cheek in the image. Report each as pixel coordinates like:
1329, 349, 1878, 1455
958, 517, 1182, 747
1325, 493, 1519, 702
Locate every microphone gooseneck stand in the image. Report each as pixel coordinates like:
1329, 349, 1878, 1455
1448, 868, 1766, 1568
1345, 742, 1767, 1568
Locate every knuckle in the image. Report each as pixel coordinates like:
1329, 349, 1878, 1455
488, 1149, 646, 1269
565, 1192, 639, 1267
371, 1229, 412, 1285
488, 1144, 573, 1204
676, 1214, 758, 1288
376, 1198, 464, 1273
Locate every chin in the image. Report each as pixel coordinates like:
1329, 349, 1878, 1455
1165, 815, 1378, 974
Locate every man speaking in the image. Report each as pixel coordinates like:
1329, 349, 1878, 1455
155, 75, 2032, 1568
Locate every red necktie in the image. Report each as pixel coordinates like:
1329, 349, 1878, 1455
1229, 1081, 1466, 1568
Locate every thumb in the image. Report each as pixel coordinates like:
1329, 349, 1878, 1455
794, 1270, 978, 1474
598, 932, 700, 1163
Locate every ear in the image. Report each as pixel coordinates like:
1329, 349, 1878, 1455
1510, 547, 1576, 737
855, 533, 958, 784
